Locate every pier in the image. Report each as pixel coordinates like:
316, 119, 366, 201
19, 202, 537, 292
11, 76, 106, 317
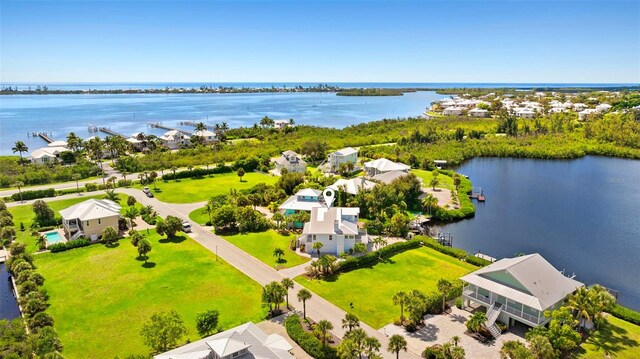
178, 120, 218, 131
37, 132, 54, 144
470, 187, 486, 201
474, 251, 496, 262
99, 127, 128, 138
148, 122, 191, 135
436, 232, 453, 247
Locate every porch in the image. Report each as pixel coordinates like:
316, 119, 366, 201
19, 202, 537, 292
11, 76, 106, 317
462, 285, 546, 327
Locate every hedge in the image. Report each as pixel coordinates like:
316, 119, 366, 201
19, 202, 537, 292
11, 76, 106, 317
284, 314, 338, 359
12, 188, 55, 201
464, 255, 492, 267
338, 240, 422, 272
48, 238, 91, 253
609, 304, 640, 326
161, 165, 232, 181
417, 236, 467, 259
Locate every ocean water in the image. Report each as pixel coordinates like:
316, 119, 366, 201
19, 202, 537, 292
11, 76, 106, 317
0, 91, 444, 155
442, 157, 640, 310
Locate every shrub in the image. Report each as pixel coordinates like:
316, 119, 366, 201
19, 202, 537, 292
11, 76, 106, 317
338, 240, 421, 272
609, 304, 640, 326
455, 297, 463, 309
84, 183, 98, 192
11, 188, 56, 201
417, 236, 467, 259
284, 314, 337, 359
465, 255, 492, 267
48, 238, 91, 253
161, 165, 232, 181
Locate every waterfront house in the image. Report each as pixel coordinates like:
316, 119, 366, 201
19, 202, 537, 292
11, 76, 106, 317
192, 129, 218, 144
59, 199, 122, 241
442, 106, 465, 116
29, 141, 69, 164
468, 108, 490, 117
328, 177, 376, 195
155, 322, 293, 359
363, 158, 410, 177
159, 130, 190, 150
274, 150, 307, 173
274, 120, 293, 129
326, 147, 358, 173
299, 206, 368, 255
461, 253, 583, 336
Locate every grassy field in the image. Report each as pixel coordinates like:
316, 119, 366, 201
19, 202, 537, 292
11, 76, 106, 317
222, 230, 309, 269
578, 315, 640, 359
8, 194, 105, 253
136, 172, 278, 203
411, 169, 455, 190
36, 229, 265, 359
296, 246, 476, 329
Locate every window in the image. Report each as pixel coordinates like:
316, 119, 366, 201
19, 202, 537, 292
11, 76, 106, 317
232, 352, 239, 358
86, 221, 89, 226
329, 235, 333, 241
98, 219, 101, 224
312, 235, 316, 241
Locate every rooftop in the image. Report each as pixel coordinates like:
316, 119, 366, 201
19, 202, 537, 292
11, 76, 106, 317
59, 199, 121, 221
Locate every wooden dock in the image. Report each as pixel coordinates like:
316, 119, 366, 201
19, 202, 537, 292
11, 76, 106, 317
99, 127, 128, 138
475, 252, 496, 262
178, 121, 218, 131
37, 132, 54, 144
148, 122, 191, 135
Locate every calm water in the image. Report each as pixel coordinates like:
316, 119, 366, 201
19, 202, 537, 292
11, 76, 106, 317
0, 91, 443, 155
0, 263, 21, 320
442, 157, 640, 310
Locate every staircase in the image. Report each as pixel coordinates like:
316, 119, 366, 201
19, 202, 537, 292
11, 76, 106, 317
488, 324, 502, 338
70, 231, 84, 241
486, 302, 503, 326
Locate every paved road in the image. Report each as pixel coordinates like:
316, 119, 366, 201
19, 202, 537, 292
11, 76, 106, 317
115, 188, 418, 358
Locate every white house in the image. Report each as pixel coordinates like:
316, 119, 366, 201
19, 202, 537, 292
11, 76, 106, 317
461, 253, 583, 337
515, 108, 536, 119
326, 147, 358, 173
59, 199, 122, 241
572, 103, 588, 111
442, 106, 465, 116
328, 177, 376, 195
549, 107, 566, 114
192, 129, 218, 144
468, 108, 490, 118
279, 188, 324, 217
274, 120, 293, 129
372, 170, 409, 185
595, 104, 612, 113
300, 206, 368, 255
154, 322, 293, 359
578, 109, 598, 120
363, 158, 410, 177
29, 141, 69, 164
159, 130, 190, 150
273, 150, 306, 173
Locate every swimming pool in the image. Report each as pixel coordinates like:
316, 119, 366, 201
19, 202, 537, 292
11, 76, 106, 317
44, 231, 64, 244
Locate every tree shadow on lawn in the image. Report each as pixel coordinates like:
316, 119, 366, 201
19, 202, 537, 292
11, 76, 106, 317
142, 261, 157, 268
276, 258, 288, 264
574, 319, 639, 357
159, 235, 187, 244
104, 241, 121, 249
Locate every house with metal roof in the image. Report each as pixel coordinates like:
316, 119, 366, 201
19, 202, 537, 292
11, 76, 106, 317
363, 158, 410, 177
159, 130, 190, 150
328, 177, 376, 195
461, 253, 583, 337
273, 150, 307, 173
326, 147, 358, 173
154, 322, 293, 359
59, 199, 122, 241
299, 206, 368, 255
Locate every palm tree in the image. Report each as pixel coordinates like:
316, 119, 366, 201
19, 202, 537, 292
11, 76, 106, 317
393, 291, 408, 321
12, 141, 28, 159
123, 206, 140, 229
281, 278, 294, 309
387, 335, 407, 359
104, 189, 120, 202
12, 181, 24, 202
221, 122, 229, 132
364, 337, 381, 359
345, 328, 367, 359
171, 166, 178, 180
35, 234, 47, 251
589, 285, 616, 329
195, 122, 207, 131
297, 289, 312, 319
342, 313, 360, 334
71, 174, 81, 194
137, 238, 152, 263
66, 132, 83, 153
272, 212, 286, 229
149, 171, 158, 189
312, 241, 323, 256
273, 247, 285, 263
313, 320, 333, 347
202, 202, 216, 225
437, 279, 453, 314
567, 287, 592, 329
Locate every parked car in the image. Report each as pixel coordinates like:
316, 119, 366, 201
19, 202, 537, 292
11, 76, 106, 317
142, 187, 154, 198
182, 221, 192, 233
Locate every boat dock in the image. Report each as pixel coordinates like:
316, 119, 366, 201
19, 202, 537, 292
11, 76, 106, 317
436, 232, 453, 247
474, 251, 496, 262
178, 120, 218, 131
99, 127, 128, 138
470, 187, 486, 201
28, 131, 54, 144
148, 122, 191, 135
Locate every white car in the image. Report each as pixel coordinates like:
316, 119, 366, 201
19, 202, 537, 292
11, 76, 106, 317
182, 221, 192, 233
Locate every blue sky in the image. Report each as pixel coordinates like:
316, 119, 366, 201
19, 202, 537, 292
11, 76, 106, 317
1, 0, 639, 83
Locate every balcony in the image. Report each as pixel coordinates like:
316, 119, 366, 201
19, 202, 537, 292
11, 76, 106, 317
463, 288, 545, 326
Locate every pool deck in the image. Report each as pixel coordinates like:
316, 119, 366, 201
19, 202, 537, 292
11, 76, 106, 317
44, 228, 68, 247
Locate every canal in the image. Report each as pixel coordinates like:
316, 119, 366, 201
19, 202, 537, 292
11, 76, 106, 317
1, 262, 21, 320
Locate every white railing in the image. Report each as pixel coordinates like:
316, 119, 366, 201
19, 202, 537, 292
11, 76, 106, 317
503, 304, 543, 325
464, 288, 543, 325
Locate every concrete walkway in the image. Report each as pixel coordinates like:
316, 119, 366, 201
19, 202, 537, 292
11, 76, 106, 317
113, 188, 415, 359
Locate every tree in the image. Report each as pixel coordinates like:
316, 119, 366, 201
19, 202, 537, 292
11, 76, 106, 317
12, 141, 28, 159
527, 307, 580, 356
430, 169, 440, 190
273, 247, 285, 263
210, 205, 237, 231
130, 231, 143, 247
313, 320, 334, 347
453, 174, 461, 191
300, 140, 328, 162
262, 281, 286, 315
344, 328, 367, 358
29, 312, 55, 331
312, 241, 323, 256
297, 289, 312, 319
32, 326, 63, 357
71, 174, 82, 194
527, 334, 555, 359
387, 334, 407, 359
202, 202, 216, 225
272, 212, 286, 229
237, 168, 245, 182
66, 132, 83, 153
353, 242, 367, 255
104, 189, 120, 202
566, 286, 592, 329
281, 278, 294, 309
465, 311, 487, 333
32, 200, 55, 226
140, 310, 187, 353
195, 122, 207, 131
364, 336, 381, 359
393, 291, 408, 321
171, 166, 178, 180
123, 206, 140, 229
101, 226, 118, 245
156, 216, 183, 239
13, 181, 24, 202
195, 309, 219, 337
138, 239, 152, 263
437, 279, 453, 314
500, 340, 533, 359
342, 313, 360, 334
149, 171, 158, 189
35, 234, 47, 251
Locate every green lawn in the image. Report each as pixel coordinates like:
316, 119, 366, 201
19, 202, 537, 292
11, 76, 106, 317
36, 230, 265, 359
189, 206, 210, 225
578, 315, 640, 359
137, 172, 278, 203
8, 194, 105, 253
411, 169, 455, 190
296, 246, 476, 329
222, 230, 310, 269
